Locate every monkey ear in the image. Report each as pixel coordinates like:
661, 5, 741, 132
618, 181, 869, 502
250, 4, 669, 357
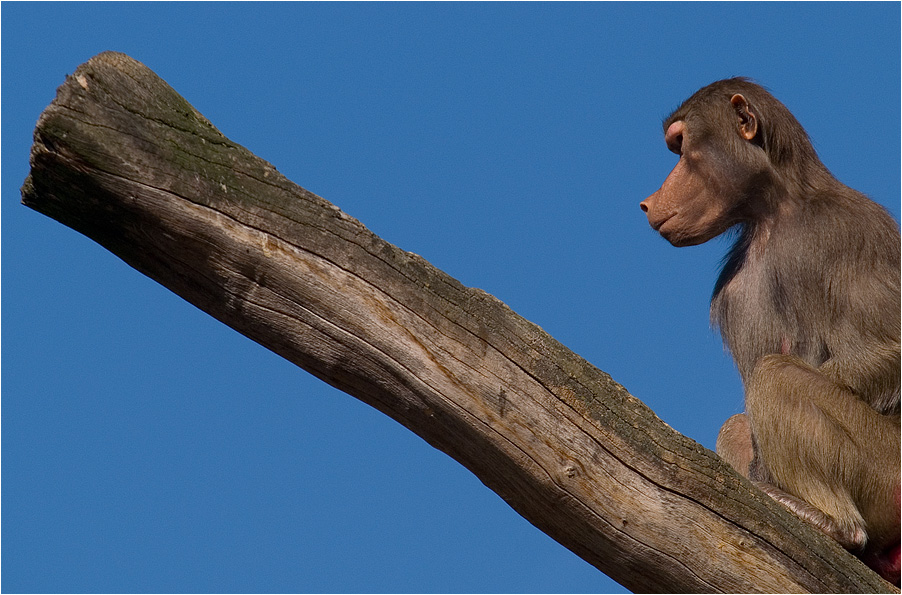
730, 94, 758, 141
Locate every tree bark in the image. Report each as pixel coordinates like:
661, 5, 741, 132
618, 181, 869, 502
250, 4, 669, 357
20, 51, 894, 594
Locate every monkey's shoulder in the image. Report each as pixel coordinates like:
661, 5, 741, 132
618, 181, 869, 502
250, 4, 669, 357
768, 191, 899, 270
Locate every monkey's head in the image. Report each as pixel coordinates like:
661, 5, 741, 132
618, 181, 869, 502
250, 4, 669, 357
640, 78, 818, 247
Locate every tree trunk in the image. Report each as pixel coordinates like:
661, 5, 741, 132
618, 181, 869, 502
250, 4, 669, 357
20, 51, 894, 594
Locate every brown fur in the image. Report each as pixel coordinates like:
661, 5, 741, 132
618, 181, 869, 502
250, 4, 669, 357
641, 78, 901, 584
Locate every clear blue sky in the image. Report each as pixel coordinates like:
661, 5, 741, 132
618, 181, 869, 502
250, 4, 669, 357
3, 3, 899, 593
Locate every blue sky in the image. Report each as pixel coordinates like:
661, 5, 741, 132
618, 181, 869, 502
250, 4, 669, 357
3, 3, 899, 593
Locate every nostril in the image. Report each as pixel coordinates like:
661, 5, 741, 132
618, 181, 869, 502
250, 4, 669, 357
639, 201, 649, 213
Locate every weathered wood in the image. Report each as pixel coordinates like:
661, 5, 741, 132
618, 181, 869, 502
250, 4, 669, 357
20, 51, 894, 594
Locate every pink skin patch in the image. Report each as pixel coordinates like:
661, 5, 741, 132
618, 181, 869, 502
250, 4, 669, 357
780, 337, 791, 355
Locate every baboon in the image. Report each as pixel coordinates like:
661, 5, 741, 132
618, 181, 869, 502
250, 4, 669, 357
640, 78, 900, 584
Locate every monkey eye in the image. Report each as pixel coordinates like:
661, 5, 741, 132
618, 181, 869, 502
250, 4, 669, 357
664, 121, 685, 155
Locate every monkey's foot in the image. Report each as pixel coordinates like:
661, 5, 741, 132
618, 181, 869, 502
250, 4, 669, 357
754, 482, 867, 551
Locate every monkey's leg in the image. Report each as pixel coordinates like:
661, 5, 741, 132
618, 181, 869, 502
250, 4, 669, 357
744, 354, 889, 550
716, 413, 754, 478
717, 410, 865, 547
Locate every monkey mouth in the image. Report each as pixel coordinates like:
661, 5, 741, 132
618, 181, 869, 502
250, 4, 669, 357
655, 216, 702, 247
649, 212, 674, 233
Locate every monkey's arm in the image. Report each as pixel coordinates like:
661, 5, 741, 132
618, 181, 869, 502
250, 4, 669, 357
818, 344, 900, 414
820, 263, 901, 414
